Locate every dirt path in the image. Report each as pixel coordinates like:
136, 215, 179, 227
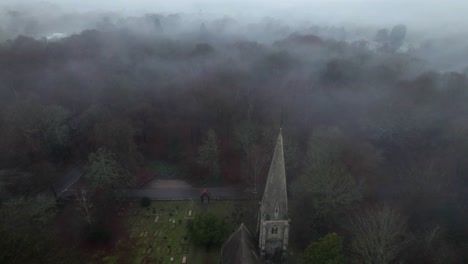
142, 179, 193, 189
122, 178, 255, 201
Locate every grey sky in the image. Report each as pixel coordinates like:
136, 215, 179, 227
4, 0, 468, 32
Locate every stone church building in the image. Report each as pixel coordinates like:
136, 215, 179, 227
220, 129, 289, 263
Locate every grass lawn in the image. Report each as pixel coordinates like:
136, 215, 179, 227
95, 199, 258, 264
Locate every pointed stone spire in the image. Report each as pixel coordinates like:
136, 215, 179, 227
261, 128, 288, 220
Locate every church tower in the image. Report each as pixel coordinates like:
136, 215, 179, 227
258, 128, 289, 262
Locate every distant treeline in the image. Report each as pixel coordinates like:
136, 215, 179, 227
0, 25, 467, 263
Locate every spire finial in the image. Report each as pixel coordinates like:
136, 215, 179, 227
280, 107, 283, 129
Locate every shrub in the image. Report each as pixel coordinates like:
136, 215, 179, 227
189, 212, 228, 248
304, 233, 345, 264
140, 196, 151, 207
86, 224, 112, 244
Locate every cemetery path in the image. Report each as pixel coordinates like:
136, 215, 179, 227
121, 178, 257, 200
56, 168, 256, 200
122, 186, 255, 200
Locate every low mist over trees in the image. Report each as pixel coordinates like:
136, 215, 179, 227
0, 11, 467, 263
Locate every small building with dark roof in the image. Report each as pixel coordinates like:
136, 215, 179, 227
200, 188, 211, 204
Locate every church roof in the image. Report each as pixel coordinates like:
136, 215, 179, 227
261, 128, 288, 221
220, 223, 261, 264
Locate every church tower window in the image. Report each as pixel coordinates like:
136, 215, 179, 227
271, 226, 278, 235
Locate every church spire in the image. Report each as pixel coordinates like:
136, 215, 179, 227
260, 128, 288, 220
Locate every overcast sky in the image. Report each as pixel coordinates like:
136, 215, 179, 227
3, 0, 468, 32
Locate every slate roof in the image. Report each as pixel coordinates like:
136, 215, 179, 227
260, 129, 288, 221
220, 223, 261, 264
52, 166, 85, 198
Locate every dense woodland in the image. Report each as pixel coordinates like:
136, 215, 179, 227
0, 14, 467, 263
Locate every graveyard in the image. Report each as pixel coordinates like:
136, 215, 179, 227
94, 200, 258, 264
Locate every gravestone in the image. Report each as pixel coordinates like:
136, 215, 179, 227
182, 245, 189, 254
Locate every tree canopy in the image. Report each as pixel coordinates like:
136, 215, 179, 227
304, 233, 345, 264
188, 212, 229, 248
0, 14, 467, 263
85, 148, 131, 191
197, 129, 221, 180
0, 195, 73, 264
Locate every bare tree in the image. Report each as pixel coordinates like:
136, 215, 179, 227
292, 128, 363, 222
346, 207, 408, 264
197, 129, 220, 179
75, 189, 93, 225
234, 120, 257, 157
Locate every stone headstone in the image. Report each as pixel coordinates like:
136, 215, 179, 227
182, 245, 189, 254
